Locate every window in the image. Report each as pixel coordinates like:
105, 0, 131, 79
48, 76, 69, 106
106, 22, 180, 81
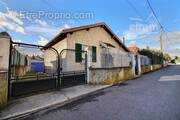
75, 43, 82, 63
75, 43, 97, 63
92, 46, 96, 62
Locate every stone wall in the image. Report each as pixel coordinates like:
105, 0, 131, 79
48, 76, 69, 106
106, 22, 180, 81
0, 71, 8, 108
89, 67, 134, 85
141, 64, 162, 74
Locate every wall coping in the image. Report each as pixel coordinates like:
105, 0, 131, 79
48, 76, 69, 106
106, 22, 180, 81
89, 66, 131, 70
141, 64, 162, 67
0, 71, 8, 74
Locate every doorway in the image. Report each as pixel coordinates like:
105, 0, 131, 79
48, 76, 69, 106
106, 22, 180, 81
135, 55, 140, 76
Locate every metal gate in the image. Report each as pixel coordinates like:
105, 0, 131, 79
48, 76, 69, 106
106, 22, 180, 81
8, 42, 87, 98
9, 42, 60, 98
59, 49, 87, 88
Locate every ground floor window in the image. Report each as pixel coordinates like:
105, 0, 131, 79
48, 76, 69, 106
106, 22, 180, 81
75, 43, 96, 63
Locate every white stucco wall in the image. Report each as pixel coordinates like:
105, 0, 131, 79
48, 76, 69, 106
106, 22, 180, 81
66, 27, 128, 71
44, 27, 129, 72
44, 38, 67, 73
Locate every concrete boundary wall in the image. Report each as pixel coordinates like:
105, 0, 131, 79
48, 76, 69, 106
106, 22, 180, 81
141, 64, 162, 74
89, 67, 134, 85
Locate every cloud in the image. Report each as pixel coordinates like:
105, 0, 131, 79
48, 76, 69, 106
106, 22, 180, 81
165, 49, 180, 57
4, 11, 23, 25
128, 40, 136, 46
64, 24, 71, 29
38, 36, 49, 46
35, 19, 47, 26
14, 39, 22, 42
0, 0, 10, 11
147, 31, 180, 42
123, 22, 158, 40
0, 10, 25, 34
129, 17, 143, 22
144, 31, 180, 57
124, 13, 161, 41
25, 24, 71, 36
146, 31, 180, 49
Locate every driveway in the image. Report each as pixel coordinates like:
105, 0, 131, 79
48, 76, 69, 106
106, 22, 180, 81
23, 65, 180, 120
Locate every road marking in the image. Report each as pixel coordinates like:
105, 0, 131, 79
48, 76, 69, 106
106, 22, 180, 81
159, 75, 180, 81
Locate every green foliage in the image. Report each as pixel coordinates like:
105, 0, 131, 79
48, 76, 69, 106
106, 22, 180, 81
163, 53, 171, 61
176, 57, 180, 62
139, 48, 163, 64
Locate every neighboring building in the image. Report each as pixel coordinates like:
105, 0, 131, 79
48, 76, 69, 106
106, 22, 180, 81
30, 55, 44, 72
44, 23, 130, 73
128, 45, 140, 53
11, 48, 31, 76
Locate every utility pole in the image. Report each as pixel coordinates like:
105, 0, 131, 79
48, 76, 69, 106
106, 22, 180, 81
160, 28, 164, 65
160, 29, 163, 52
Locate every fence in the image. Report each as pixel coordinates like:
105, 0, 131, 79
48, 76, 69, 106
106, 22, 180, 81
100, 53, 132, 68
140, 55, 152, 66
10, 42, 59, 97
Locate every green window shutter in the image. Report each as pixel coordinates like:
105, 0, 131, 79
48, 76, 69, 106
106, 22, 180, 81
92, 46, 97, 62
75, 43, 82, 62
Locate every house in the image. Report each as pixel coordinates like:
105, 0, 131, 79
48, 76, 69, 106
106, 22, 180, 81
128, 45, 140, 53
11, 48, 31, 76
44, 23, 130, 74
30, 55, 44, 72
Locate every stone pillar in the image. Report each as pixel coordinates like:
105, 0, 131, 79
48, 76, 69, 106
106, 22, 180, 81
0, 71, 8, 107
138, 55, 141, 75
131, 53, 136, 76
0, 32, 11, 107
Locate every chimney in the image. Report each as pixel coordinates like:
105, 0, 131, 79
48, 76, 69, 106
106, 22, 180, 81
122, 37, 125, 45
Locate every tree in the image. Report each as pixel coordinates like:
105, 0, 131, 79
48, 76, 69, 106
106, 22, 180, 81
163, 53, 171, 61
139, 48, 163, 64
175, 56, 178, 60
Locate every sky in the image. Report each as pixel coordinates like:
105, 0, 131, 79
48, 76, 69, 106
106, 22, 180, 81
0, 0, 180, 57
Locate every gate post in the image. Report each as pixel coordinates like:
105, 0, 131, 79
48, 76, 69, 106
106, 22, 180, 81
0, 32, 11, 107
131, 53, 136, 77
138, 55, 141, 75
85, 52, 88, 83
57, 54, 61, 89
47, 47, 60, 89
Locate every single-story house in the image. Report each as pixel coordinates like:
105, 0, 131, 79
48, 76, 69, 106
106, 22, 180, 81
128, 45, 140, 53
44, 22, 131, 73
43, 23, 135, 84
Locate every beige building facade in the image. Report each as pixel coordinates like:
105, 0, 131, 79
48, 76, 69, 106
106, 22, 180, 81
44, 23, 130, 73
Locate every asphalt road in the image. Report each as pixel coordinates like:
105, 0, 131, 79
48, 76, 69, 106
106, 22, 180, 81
23, 65, 180, 120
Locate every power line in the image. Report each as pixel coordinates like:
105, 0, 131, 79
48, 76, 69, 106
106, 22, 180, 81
40, 0, 84, 25
145, 0, 173, 52
126, 0, 144, 19
146, 0, 163, 29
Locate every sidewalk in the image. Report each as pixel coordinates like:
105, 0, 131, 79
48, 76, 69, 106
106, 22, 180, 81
0, 85, 110, 120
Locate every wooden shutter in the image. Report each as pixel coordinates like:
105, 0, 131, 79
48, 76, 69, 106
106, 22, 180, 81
75, 43, 82, 62
92, 46, 97, 62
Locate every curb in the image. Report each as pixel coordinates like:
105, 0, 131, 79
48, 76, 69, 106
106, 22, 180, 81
0, 85, 112, 120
